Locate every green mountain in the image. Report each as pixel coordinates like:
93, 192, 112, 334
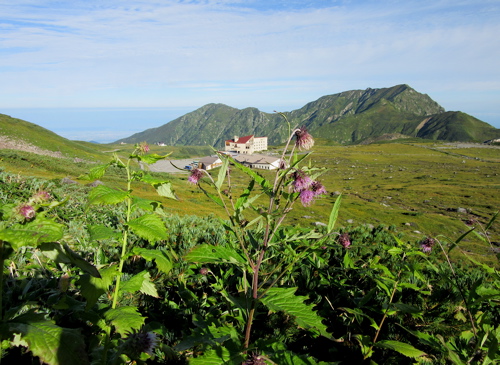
117, 84, 500, 146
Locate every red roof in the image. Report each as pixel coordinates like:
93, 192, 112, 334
225, 135, 253, 144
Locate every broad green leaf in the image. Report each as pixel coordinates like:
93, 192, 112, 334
88, 225, 121, 241
9, 313, 88, 365
375, 340, 426, 359
88, 185, 129, 205
120, 270, 159, 298
270, 341, 320, 365
0, 217, 64, 250
132, 196, 162, 212
343, 251, 354, 269
132, 247, 172, 274
260, 287, 329, 338
215, 156, 229, 191
155, 182, 178, 200
135, 153, 168, 164
327, 194, 342, 234
185, 244, 246, 265
78, 266, 117, 309
86, 163, 110, 180
198, 185, 225, 208
127, 214, 168, 243
104, 306, 145, 336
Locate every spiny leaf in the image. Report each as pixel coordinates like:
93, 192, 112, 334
104, 306, 145, 336
134, 153, 169, 165
184, 244, 246, 266
260, 287, 330, 338
132, 196, 162, 212
127, 214, 168, 243
88, 185, 129, 205
39, 242, 101, 278
86, 163, 110, 180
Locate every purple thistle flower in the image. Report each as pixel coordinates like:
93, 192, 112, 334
299, 189, 315, 207
19, 204, 36, 220
338, 233, 351, 248
420, 237, 435, 253
311, 181, 327, 196
124, 330, 159, 357
137, 141, 150, 154
294, 126, 315, 151
292, 170, 312, 192
188, 168, 204, 184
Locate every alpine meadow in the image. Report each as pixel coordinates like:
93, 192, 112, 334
0, 84, 499, 364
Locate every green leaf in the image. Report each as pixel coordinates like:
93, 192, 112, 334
86, 163, 110, 180
127, 214, 168, 243
154, 182, 178, 200
184, 244, 246, 266
135, 153, 168, 164
9, 313, 88, 365
120, 270, 159, 298
0, 217, 64, 250
88, 185, 129, 205
78, 266, 117, 309
230, 157, 272, 192
327, 194, 342, 234
132, 247, 172, 274
375, 340, 426, 359
88, 225, 121, 241
260, 287, 329, 338
215, 156, 229, 191
131, 196, 162, 212
104, 306, 145, 336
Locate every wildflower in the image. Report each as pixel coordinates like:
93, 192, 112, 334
278, 158, 289, 170
292, 170, 312, 192
299, 189, 315, 206
244, 352, 267, 365
199, 267, 209, 276
124, 330, 159, 357
18, 204, 36, 220
420, 237, 435, 253
188, 168, 204, 184
137, 141, 150, 154
32, 190, 51, 204
338, 233, 351, 248
294, 126, 315, 151
310, 181, 327, 196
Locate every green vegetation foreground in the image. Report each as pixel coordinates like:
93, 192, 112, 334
0, 119, 499, 363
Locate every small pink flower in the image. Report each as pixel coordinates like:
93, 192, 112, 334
311, 181, 327, 196
339, 233, 351, 248
299, 189, 315, 206
294, 126, 315, 151
19, 204, 36, 220
188, 168, 204, 184
137, 142, 150, 154
292, 170, 312, 192
420, 237, 435, 253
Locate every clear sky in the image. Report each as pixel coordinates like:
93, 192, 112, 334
1, 0, 499, 142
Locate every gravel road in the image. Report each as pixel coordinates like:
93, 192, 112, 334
148, 158, 197, 173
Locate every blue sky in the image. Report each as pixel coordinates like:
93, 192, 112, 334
1, 0, 499, 142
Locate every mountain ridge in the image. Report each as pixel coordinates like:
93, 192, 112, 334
117, 84, 500, 146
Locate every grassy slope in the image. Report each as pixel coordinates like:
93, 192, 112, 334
1, 116, 498, 264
